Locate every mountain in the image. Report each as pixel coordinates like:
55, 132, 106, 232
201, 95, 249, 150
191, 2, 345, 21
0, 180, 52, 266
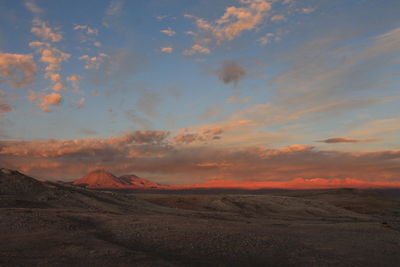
73, 170, 164, 189
118, 174, 162, 189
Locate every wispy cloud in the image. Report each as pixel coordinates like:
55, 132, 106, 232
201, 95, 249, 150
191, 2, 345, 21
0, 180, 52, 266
160, 28, 176, 36
103, 0, 124, 27
183, 44, 210, 55
24, 0, 44, 15
270, 14, 286, 22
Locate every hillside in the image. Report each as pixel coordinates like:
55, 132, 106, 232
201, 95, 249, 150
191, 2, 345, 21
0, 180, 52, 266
1, 168, 400, 266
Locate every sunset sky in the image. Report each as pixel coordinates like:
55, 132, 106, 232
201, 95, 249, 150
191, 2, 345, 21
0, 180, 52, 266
0, 0, 399, 185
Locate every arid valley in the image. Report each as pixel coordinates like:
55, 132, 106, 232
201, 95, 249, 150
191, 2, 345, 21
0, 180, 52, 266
1, 168, 400, 266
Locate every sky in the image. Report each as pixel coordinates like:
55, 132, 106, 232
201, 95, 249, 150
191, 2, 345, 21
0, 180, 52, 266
0, 0, 399, 185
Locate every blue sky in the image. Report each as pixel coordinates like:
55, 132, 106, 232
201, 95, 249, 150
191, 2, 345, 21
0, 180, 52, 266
0, 0, 399, 182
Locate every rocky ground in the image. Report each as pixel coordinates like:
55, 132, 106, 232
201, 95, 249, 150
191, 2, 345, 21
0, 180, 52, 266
1, 168, 400, 266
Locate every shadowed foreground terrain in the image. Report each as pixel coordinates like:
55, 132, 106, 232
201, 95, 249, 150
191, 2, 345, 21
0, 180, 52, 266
1, 168, 400, 266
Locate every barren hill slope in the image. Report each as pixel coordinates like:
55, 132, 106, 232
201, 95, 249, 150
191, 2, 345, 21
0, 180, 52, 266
1, 168, 400, 267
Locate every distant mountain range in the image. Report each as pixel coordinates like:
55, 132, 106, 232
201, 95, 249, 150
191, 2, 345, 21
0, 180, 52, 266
68, 169, 400, 190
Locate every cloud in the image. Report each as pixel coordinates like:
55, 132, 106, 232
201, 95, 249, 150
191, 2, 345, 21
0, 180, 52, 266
183, 0, 316, 54
67, 74, 81, 89
125, 110, 153, 129
350, 27, 400, 64
136, 90, 162, 117
160, 28, 176, 36
103, 0, 124, 27
301, 7, 315, 14
0, 102, 12, 116
24, 0, 44, 15
105, 0, 123, 16
39, 47, 70, 72
45, 73, 61, 82
347, 118, 400, 139
215, 60, 247, 84
258, 32, 274, 45
73, 25, 98, 35
184, 0, 272, 54
75, 97, 85, 109
160, 47, 173, 53
317, 137, 375, 144
0, 131, 169, 158
85, 48, 144, 88
29, 42, 70, 77
31, 18, 62, 42
270, 14, 286, 22
207, 0, 271, 42
73, 25, 100, 46
79, 53, 108, 69
51, 82, 64, 91
29, 41, 70, 94
155, 15, 167, 21
0, 53, 37, 88
1, 133, 400, 183
214, 26, 400, 131
174, 127, 224, 144
201, 105, 223, 119
183, 44, 210, 55
174, 133, 199, 144
28, 90, 62, 112
0, 90, 12, 116
227, 94, 250, 103
79, 128, 98, 136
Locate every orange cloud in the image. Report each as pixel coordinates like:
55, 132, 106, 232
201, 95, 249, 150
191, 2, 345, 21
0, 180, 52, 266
161, 47, 173, 53
28, 91, 62, 112
0, 53, 37, 88
29, 41, 70, 95
184, 0, 272, 54
79, 53, 108, 69
31, 18, 62, 42
212, 0, 272, 42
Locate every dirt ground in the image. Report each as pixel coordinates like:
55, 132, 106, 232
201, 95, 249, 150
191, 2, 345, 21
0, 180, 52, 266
1, 169, 400, 266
